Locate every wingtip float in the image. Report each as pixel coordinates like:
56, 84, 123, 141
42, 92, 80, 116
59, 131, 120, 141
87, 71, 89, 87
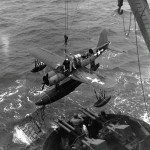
93, 96, 111, 107
31, 59, 46, 73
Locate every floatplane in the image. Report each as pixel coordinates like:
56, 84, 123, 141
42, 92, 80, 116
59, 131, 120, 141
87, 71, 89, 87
14, 1, 150, 149
43, 1, 150, 150
29, 29, 116, 106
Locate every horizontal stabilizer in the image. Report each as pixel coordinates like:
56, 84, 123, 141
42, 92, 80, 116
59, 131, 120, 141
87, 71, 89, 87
95, 41, 110, 52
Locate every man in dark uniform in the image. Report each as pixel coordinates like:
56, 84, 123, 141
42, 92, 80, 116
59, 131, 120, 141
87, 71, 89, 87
70, 113, 85, 135
63, 58, 70, 71
70, 113, 84, 126
88, 48, 95, 69
64, 34, 68, 46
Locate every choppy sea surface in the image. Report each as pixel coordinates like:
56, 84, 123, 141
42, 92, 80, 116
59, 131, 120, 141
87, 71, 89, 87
1, 0, 150, 149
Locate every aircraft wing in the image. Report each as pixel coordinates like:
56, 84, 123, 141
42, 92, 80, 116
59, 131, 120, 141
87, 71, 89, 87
29, 48, 64, 69
69, 67, 117, 93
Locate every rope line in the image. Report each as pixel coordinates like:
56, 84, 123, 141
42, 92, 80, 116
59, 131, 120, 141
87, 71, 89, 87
134, 17, 150, 120
64, 0, 69, 56
67, 0, 68, 34
87, 0, 90, 41
65, 0, 66, 35
140, 5, 147, 18
122, 11, 132, 37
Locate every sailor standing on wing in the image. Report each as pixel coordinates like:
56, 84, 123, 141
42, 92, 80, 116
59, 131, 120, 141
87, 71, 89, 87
88, 48, 95, 69
63, 58, 70, 71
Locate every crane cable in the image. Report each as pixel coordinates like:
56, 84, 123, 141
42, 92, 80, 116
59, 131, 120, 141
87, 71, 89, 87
64, 0, 69, 55
87, 0, 92, 95
69, 1, 80, 37
134, 17, 150, 120
65, 0, 68, 36
87, 0, 90, 41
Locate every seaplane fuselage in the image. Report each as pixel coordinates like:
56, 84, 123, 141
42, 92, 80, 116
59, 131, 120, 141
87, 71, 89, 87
44, 44, 107, 87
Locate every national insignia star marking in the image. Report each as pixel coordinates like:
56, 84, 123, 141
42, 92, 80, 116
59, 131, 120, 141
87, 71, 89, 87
86, 77, 104, 85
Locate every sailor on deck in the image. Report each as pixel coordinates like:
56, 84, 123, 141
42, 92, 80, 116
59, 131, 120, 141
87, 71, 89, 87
70, 113, 84, 126
70, 113, 88, 136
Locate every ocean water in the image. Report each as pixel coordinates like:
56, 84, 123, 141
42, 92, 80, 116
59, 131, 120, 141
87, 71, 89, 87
0, 0, 150, 149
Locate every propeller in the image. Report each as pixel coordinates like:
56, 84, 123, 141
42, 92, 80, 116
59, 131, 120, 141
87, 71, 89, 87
42, 73, 49, 90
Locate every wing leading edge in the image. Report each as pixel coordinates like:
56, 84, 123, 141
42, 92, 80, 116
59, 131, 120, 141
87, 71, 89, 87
29, 48, 64, 69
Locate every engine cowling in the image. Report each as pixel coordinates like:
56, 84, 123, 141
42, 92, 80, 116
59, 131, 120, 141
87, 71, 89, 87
48, 73, 66, 86
43, 71, 66, 87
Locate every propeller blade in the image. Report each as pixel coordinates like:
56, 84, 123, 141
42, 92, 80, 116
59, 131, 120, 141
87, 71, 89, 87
43, 68, 46, 75
35, 59, 36, 68
46, 73, 48, 78
43, 73, 49, 85
42, 84, 45, 90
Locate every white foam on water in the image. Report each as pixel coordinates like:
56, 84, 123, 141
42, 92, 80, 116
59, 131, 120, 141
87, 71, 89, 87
51, 122, 58, 130
27, 96, 33, 103
0, 92, 7, 103
141, 112, 150, 125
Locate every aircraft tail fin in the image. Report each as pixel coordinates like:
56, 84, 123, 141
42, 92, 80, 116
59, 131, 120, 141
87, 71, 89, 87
97, 29, 109, 48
